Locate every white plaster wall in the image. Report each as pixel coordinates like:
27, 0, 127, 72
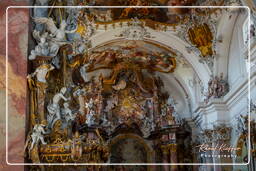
228, 12, 248, 91
214, 10, 239, 77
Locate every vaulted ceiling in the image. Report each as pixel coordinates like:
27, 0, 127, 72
84, 7, 245, 118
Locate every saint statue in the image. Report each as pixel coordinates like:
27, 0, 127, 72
47, 87, 70, 128
28, 64, 54, 83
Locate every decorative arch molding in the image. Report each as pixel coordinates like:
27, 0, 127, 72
89, 36, 198, 112
90, 27, 211, 86
173, 71, 197, 108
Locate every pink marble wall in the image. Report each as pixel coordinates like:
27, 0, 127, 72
0, 0, 29, 170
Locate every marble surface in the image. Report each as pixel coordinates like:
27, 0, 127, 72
0, 0, 29, 170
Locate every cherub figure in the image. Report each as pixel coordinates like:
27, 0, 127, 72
29, 33, 60, 60
29, 37, 49, 60
36, 37, 50, 55
30, 122, 47, 150
62, 102, 75, 122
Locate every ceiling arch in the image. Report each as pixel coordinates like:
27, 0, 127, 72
214, 8, 242, 77
88, 35, 202, 117
90, 26, 211, 86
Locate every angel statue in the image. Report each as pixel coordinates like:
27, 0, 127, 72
29, 33, 59, 60
47, 87, 70, 128
32, 17, 78, 57
29, 122, 47, 150
34, 17, 78, 42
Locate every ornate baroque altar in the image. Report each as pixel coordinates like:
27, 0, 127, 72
24, 3, 198, 171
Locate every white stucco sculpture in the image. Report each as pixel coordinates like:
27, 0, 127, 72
73, 88, 86, 114
86, 110, 95, 127
32, 17, 77, 59
28, 64, 54, 83
34, 17, 77, 42
101, 114, 111, 127
30, 30, 60, 60
85, 98, 94, 112
80, 63, 90, 83
30, 123, 47, 150
29, 35, 59, 60
47, 87, 69, 127
85, 98, 96, 126
62, 102, 75, 122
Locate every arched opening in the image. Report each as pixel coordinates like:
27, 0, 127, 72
109, 133, 154, 165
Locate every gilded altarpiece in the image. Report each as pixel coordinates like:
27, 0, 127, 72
24, 5, 196, 171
